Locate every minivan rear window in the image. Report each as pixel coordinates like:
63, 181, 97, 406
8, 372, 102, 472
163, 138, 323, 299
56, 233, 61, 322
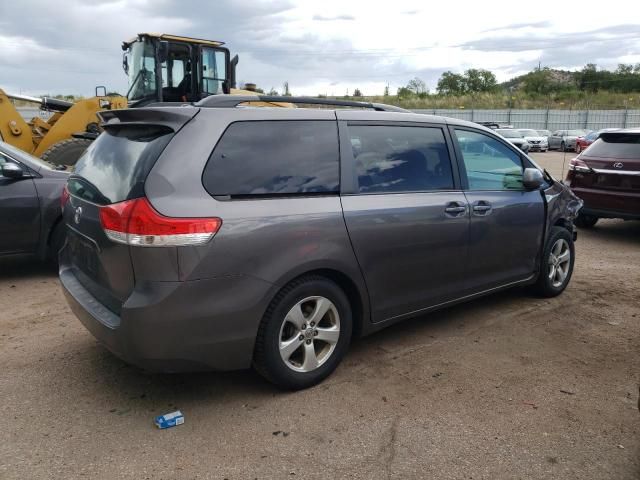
584, 134, 640, 159
203, 120, 339, 197
70, 126, 173, 205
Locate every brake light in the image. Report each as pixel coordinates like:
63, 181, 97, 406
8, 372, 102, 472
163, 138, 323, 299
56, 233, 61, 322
569, 157, 591, 172
99, 197, 221, 247
61, 185, 70, 210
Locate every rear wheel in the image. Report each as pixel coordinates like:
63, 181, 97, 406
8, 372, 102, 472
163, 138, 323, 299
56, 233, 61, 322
574, 213, 598, 228
41, 138, 92, 167
535, 227, 575, 297
253, 276, 352, 390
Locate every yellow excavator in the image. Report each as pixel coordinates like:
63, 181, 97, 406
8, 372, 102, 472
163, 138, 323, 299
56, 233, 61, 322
0, 33, 263, 166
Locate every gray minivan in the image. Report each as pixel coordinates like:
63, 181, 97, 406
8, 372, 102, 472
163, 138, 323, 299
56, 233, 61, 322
60, 96, 583, 389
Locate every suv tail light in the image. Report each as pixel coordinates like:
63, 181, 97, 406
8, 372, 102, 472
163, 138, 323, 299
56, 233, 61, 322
568, 157, 591, 172
99, 197, 221, 247
61, 185, 70, 210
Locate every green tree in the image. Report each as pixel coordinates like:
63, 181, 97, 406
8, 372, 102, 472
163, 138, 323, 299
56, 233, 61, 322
464, 69, 497, 93
407, 77, 427, 96
436, 71, 466, 95
522, 68, 553, 94
353, 88, 363, 97
282, 81, 291, 96
383, 84, 390, 96
578, 64, 599, 92
397, 86, 413, 98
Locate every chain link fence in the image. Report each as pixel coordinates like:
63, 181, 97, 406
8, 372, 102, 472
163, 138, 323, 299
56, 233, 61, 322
412, 107, 640, 130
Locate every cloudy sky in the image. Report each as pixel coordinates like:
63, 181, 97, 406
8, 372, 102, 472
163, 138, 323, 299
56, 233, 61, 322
1, 0, 639, 97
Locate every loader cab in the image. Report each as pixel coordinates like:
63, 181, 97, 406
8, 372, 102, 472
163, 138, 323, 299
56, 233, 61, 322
122, 33, 237, 106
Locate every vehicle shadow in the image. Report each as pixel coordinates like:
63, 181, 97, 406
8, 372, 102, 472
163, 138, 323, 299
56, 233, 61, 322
0, 255, 57, 279
73, 285, 527, 408
577, 219, 640, 245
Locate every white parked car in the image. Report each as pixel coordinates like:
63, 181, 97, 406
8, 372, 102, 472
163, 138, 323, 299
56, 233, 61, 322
517, 129, 549, 152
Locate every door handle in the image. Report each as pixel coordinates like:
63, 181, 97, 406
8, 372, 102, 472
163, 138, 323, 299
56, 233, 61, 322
444, 202, 467, 217
472, 201, 492, 216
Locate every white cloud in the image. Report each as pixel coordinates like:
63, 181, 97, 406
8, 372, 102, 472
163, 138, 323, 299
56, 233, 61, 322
0, 0, 638, 96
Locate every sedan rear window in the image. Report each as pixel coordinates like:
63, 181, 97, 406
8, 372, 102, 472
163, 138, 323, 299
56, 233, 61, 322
583, 134, 640, 159
203, 121, 339, 197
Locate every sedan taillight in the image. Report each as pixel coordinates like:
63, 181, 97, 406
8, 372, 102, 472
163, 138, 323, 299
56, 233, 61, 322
99, 197, 221, 247
60, 185, 70, 210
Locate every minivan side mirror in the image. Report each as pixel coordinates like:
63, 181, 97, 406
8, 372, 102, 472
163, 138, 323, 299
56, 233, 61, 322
1, 163, 24, 179
523, 168, 544, 190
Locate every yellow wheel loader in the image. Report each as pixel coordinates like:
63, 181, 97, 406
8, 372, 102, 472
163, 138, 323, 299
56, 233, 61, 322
0, 88, 127, 166
1, 33, 279, 166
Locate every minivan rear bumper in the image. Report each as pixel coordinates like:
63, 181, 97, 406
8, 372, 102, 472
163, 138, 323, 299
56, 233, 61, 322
60, 265, 275, 372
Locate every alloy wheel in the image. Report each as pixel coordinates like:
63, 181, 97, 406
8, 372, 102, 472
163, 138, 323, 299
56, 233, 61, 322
548, 238, 571, 288
278, 296, 340, 372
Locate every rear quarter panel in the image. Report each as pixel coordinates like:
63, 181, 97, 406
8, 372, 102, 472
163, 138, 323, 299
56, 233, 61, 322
144, 108, 372, 330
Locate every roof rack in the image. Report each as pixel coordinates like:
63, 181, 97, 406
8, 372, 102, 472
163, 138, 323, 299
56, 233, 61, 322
195, 95, 409, 112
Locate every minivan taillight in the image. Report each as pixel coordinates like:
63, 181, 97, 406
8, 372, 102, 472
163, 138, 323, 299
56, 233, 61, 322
99, 198, 221, 247
569, 157, 591, 172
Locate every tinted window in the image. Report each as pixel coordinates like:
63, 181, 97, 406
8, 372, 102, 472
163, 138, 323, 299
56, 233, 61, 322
583, 134, 640, 159
203, 121, 339, 197
348, 125, 454, 193
455, 129, 524, 191
70, 126, 173, 205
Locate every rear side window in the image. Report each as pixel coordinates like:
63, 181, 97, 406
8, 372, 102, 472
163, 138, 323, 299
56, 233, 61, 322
203, 121, 339, 197
348, 125, 454, 193
70, 126, 173, 205
584, 134, 640, 159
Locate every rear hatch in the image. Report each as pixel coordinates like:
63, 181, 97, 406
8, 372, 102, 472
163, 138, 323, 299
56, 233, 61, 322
62, 107, 198, 315
577, 131, 640, 191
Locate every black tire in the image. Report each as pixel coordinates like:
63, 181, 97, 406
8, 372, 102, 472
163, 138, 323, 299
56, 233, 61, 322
41, 138, 92, 167
535, 226, 575, 297
46, 220, 66, 267
253, 276, 352, 390
560, 141, 566, 152
574, 213, 598, 229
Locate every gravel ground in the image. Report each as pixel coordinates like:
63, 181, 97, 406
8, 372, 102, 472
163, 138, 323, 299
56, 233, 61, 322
1, 152, 638, 480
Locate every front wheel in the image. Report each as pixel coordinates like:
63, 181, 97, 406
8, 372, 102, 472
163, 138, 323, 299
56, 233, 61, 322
535, 227, 575, 297
253, 276, 352, 390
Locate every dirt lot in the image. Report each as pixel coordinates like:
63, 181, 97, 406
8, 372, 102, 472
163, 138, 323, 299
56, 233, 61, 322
1, 151, 638, 479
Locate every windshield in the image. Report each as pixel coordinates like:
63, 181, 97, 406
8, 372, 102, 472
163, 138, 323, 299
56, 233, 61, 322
126, 40, 157, 101
518, 130, 539, 137
568, 130, 586, 136
496, 129, 523, 139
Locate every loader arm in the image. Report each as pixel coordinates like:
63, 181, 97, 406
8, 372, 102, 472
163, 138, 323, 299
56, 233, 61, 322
0, 88, 35, 152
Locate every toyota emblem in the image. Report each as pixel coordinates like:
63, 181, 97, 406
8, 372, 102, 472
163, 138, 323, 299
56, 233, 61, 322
74, 206, 83, 225
613, 162, 624, 169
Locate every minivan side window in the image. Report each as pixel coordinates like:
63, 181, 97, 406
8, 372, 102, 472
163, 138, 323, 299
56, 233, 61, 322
454, 129, 524, 191
348, 125, 454, 193
203, 121, 339, 197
